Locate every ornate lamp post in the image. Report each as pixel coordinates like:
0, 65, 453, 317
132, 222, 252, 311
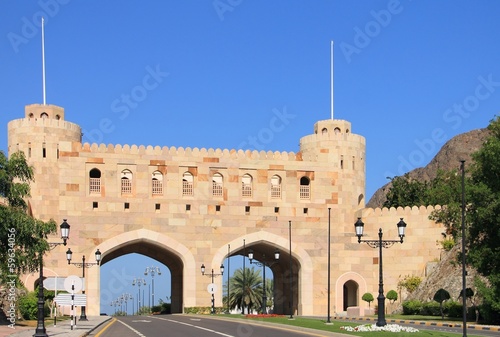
66, 248, 101, 320
132, 277, 146, 314
201, 264, 224, 314
144, 266, 161, 309
34, 219, 70, 337
354, 217, 407, 327
248, 249, 280, 314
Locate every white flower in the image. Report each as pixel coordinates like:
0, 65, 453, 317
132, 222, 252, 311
340, 324, 419, 333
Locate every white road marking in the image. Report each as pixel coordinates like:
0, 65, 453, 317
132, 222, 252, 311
118, 319, 147, 337
153, 316, 235, 337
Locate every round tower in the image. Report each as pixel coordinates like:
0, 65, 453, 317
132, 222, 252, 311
8, 104, 82, 219
299, 118, 366, 208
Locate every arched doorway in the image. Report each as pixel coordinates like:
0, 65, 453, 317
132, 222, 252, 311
343, 280, 359, 311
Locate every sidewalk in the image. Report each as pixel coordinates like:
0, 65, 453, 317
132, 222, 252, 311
0, 315, 112, 337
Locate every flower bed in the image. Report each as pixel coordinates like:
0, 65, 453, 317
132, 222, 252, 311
245, 314, 285, 318
340, 324, 419, 333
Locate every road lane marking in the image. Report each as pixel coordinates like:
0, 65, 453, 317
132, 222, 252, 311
94, 318, 117, 337
152, 316, 235, 337
117, 319, 147, 337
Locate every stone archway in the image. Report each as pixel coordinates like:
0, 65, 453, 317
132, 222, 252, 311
335, 272, 367, 314
212, 231, 313, 315
88, 229, 196, 315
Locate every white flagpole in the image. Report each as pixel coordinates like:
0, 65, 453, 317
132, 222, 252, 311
42, 17, 46, 105
330, 40, 334, 120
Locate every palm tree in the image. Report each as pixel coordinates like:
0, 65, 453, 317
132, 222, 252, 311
227, 267, 263, 313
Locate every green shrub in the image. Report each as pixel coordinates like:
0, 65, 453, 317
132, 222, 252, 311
362, 293, 374, 308
184, 306, 224, 314
421, 301, 441, 316
386, 290, 398, 303
402, 300, 423, 315
18, 290, 49, 320
445, 300, 463, 318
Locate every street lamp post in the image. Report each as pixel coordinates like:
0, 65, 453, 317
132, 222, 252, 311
144, 266, 161, 309
34, 219, 70, 337
354, 217, 407, 327
226, 244, 230, 314
66, 248, 101, 320
242, 239, 246, 315
248, 249, 280, 314
201, 264, 224, 314
132, 277, 146, 314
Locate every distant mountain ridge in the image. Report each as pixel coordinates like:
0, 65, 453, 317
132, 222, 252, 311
367, 128, 490, 208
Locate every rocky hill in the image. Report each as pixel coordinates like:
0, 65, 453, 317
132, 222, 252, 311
365, 127, 491, 311
367, 128, 490, 208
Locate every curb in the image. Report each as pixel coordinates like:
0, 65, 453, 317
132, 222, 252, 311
81, 316, 113, 337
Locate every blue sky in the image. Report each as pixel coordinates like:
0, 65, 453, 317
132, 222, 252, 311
2, 1, 500, 313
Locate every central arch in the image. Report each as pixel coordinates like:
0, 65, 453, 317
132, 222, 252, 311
92, 229, 196, 315
213, 231, 313, 315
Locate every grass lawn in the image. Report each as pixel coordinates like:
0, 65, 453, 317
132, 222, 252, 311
218, 315, 483, 337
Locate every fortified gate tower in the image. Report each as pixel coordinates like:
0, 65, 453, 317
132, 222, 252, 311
8, 103, 444, 316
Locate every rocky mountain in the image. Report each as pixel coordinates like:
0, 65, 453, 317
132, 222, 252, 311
367, 128, 490, 208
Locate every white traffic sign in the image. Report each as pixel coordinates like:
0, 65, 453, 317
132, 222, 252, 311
54, 294, 86, 306
207, 283, 218, 294
64, 275, 83, 293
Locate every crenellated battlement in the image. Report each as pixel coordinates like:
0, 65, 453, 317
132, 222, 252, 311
8, 117, 82, 133
363, 204, 443, 215
79, 142, 302, 161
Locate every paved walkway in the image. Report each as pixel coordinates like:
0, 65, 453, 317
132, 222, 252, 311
0, 316, 112, 337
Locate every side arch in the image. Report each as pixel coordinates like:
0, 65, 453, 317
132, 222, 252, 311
212, 230, 314, 315
335, 272, 367, 314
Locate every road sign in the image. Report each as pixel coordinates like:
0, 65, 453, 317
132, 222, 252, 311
207, 283, 218, 294
54, 294, 87, 306
44, 277, 85, 291
64, 275, 83, 293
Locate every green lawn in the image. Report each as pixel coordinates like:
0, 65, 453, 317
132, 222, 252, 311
217, 315, 483, 337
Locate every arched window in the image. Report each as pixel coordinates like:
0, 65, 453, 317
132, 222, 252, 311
89, 168, 101, 194
182, 172, 194, 196
334, 127, 341, 134
41, 112, 48, 119
299, 176, 310, 199
152, 171, 163, 195
55, 114, 61, 120
242, 174, 253, 197
270, 175, 282, 199
28, 113, 34, 118
322, 128, 328, 134
121, 169, 133, 195
212, 173, 223, 197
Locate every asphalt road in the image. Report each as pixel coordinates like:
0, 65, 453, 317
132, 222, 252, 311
90, 315, 344, 337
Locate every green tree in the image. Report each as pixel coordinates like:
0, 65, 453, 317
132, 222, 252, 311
383, 174, 428, 208
0, 151, 57, 284
227, 267, 262, 313
397, 275, 422, 295
362, 292, 374, 308
386, 290, 398, 303
433, 288, 451, 319
468, 115, 500, 323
